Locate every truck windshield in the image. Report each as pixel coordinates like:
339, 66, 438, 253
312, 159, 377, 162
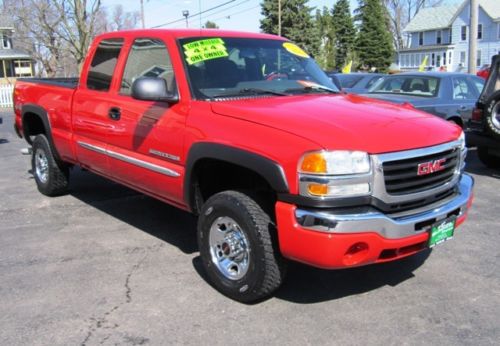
178, 37, 339, 100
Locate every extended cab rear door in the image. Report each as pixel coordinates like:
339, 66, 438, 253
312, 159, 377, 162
72, 38, 125, 174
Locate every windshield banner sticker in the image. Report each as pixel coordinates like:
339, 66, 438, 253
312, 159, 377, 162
283, 42, 309, 58
183, 38, 229, 65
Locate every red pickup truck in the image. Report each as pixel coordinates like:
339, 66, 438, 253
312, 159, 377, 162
13, 29, 473, 302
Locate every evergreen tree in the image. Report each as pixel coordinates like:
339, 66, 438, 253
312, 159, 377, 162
316, 7, 336, 70
260, 0, 320, 58
331, 0, 356, 70
355, 0, 394, 72
203, 21, 219, 29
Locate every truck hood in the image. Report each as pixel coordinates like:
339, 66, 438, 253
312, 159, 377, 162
210, 94, 461, 154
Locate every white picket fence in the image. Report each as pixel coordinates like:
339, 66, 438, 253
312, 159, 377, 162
0, 84, 14, 108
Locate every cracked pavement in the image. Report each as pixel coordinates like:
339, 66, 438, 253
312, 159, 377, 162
0, 111, 499, 345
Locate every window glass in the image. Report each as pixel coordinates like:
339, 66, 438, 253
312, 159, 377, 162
453, 77, 475, 99
365, 76, 383, 89
470, 76, 484, 94
179, 37, 337, 100
121, 38, 175, 95
461, 26, 467, 41
87, 38, 124, 91
419, 32, 423, 45
370, 76, 440, 97
436, 30, 441, 44
477, 24, 482, 39
337, 75, 363, 88
476, 50, 481, 67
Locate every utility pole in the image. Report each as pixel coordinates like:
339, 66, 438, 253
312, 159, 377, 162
468, 0, 478, 74
140, 0, 145, 28
278, 0, 281, 36
183, 10, 190, 28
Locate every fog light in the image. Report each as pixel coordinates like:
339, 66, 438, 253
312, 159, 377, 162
307, 183, 328, 196
343, 242, 369, 266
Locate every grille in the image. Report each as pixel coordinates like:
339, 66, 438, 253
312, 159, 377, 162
383, 148, 460, 195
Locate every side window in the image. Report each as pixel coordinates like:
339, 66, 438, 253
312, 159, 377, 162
120, 38, 175, 95
87, 38, 124, 91
470, 77, 484, 95
453, 77, 474, 99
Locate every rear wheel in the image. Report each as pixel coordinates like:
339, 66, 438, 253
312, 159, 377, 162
31, 134, 69, 196
484, 91, 500, 139
197, 191, 286, 303
477, 146, 500, 168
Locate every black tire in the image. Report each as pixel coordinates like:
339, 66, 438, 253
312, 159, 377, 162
31, 134, 69, 196
483, 91, 500, 139
477, 146, 500, 168
197, 191, 286, 303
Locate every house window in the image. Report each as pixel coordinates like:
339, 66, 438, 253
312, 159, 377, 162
436, 54, 441, 67
431, 53, 435, 66
477, 24, 482, 39
443, 52, 446, 65
448, 51, 452, 65
498, 24, 500, 39
419, 32, 423, 46
461, 26, 467, 41
460, 51, 466, 65
436, 30, 442, 44
477, 50, 481, 67
449, 28, 452, 43
1, 35, 10, 49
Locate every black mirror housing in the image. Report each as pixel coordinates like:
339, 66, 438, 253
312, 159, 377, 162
131, 77, 178, 103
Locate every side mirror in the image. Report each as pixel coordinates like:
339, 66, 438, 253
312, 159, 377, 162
131, 77, 178, 103
330, 75, 342, 91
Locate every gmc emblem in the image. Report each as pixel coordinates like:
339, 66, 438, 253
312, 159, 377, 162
417, 158, 446, 176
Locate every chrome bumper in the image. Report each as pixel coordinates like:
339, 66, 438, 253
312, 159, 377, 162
295, 174, 474, 239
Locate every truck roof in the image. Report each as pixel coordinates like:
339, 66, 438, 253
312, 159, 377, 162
95, 28, 286, 41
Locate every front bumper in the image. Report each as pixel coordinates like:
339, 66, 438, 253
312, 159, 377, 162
276, 174, 474, 269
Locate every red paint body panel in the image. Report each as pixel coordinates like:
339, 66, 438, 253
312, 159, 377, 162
13, 29, 471, 271
275, 201, 471, 269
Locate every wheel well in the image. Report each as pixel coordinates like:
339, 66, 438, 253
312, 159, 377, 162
190, 159, 277, 215
447, 116, 463, 128
22, 112, 46, 144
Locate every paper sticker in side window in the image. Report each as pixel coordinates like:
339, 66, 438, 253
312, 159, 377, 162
183, 38, 229, 65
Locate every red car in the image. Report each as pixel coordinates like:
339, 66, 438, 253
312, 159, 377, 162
13, 29, 473, 302
477, 64, 490, 80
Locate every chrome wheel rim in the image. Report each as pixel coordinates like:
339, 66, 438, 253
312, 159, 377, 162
35, 148, 49, 184
208, 216, 250, 280
491, 102, 500, 130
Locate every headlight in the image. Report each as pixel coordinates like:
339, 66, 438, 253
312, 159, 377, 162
299, 150, 370, 175
298, 151, 372, 198
457, 131, 465, 150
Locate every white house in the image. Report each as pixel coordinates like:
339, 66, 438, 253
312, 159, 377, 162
398, 0, 500, 72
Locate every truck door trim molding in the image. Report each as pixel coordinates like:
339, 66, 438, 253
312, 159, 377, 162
77, 141, 180, 177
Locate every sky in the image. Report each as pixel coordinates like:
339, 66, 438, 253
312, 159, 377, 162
101, 0, 357, 32
101, 0, 462, 33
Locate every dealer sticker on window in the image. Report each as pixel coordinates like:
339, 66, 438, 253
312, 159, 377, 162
428, 217, 456, 247
183, 38, 229, 65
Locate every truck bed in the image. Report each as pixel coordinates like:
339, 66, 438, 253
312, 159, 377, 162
17, 77, 79, 89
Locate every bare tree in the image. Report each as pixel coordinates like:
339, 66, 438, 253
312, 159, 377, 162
109, 4, 140, 31
384, 0, 444, 50
52, 0, 104, 69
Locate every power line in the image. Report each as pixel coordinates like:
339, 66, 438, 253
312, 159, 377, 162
151, 0, 237, 28
198, 0, 251, 22
208, 5, 260, 24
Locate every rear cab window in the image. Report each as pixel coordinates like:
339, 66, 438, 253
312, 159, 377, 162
87, 38, 124, 91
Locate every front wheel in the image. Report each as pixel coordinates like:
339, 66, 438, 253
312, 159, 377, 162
197, 191, 286, 303
484, 91, 500, 139
31, 134, 69, 196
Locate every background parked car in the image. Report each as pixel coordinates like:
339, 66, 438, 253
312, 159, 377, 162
363, 72, 485, 128
477, 64, 490, 80
325, 72, 385, 93
467, 55, 500, 167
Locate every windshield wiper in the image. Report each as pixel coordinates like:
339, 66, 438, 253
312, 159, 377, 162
285, 84, 339, 94
211, 88, 288, 99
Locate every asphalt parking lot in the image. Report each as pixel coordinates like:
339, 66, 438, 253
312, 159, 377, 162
0, 110, 499, 345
